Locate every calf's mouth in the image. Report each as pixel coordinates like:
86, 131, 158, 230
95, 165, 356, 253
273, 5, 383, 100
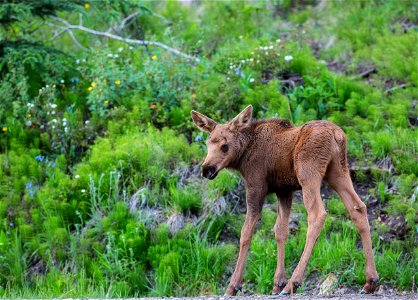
202, 165, 219, 180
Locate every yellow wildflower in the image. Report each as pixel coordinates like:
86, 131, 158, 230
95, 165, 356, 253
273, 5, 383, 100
104, 100, 109, 104
88, 86, 93, 91
115, 80, 121, 85
191, 93, 196, 99
2, 127, 7, 132
84, 3, 90, 9
27, 114, 32, 118
91, 82, 96, 87
151, 55, 157, 60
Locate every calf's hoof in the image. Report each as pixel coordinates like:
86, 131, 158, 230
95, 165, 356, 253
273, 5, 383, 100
224, 285, 241, 296
280, 281, 300, 296
272, 280, 287, 295
360, 278, 379, 294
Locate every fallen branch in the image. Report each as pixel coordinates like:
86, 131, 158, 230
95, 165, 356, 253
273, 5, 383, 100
384, 83, 407, 94
350, 165, 391, 174
47, 15, 199, 62
357, 66, 376, 78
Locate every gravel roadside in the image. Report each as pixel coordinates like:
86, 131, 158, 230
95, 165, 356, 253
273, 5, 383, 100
79, 293, 417, 300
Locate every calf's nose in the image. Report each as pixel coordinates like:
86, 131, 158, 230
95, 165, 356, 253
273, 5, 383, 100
202, 164, 218, 179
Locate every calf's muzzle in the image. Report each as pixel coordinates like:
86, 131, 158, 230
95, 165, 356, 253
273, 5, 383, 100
202, 164, 218, 180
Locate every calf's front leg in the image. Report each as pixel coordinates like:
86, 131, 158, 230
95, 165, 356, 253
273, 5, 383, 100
225, 188, 265, 296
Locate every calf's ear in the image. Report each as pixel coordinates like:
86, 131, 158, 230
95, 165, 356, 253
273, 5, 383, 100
229, 105, 253, 131
191, 110, 217, 132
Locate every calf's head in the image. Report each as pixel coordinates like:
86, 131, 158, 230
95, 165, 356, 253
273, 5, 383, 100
191, 105, 253, 179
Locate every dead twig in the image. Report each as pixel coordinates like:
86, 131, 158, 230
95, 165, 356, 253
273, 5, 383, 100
384, 83, 407, 94
47, 15, 199, 62
357, 66, 377, 78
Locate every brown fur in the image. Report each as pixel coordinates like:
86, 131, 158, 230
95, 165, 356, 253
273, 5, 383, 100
191, 105, 379, 296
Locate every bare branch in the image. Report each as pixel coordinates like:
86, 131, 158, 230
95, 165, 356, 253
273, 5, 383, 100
67, 29, 90, 51
356, 66, 376, 78
48, 16, 199, 62
119, 11, 141, 30
46, 21, 89, 51
106, 11, 141, 34
384, 83, 407, 94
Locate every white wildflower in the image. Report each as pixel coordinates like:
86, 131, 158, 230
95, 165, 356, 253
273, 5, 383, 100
46, 85, 49, 88
52, 119, 57, 123
85, 120, 90, 125
250, 78, 255, 83
75, 174, 80, 179
250, 58, 254, 62
284, 55, 293, 61
128, 46, 133, 50
276, 39, 281, 43
114, 54, 119, 58
81, 189, 86, 193
60, 79, 65, 84
107, 53, 113, 57
269, 45, 274, 49
76, 59, 80, 64
118, 47, 123, 52
265, 52, 268, 55
82, 59, 86, 62
52, 125, 55, 129
50, 103, 57, 109
51, 111, 56, 115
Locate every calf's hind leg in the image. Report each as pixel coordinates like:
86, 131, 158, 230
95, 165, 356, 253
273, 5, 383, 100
326, 164, 379, 293
281, 177, 327, 295
272, 192, 293, 295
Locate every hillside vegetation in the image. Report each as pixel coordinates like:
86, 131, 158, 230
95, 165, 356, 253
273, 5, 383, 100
0, 0, 416, 297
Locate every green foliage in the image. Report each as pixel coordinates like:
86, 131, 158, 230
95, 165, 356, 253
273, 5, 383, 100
368, 32, 418, 85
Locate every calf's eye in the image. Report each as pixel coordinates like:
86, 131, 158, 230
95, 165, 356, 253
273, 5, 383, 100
221, 144, 229, 153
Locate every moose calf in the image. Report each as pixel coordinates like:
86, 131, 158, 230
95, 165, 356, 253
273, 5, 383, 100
191, 105, 378, 296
